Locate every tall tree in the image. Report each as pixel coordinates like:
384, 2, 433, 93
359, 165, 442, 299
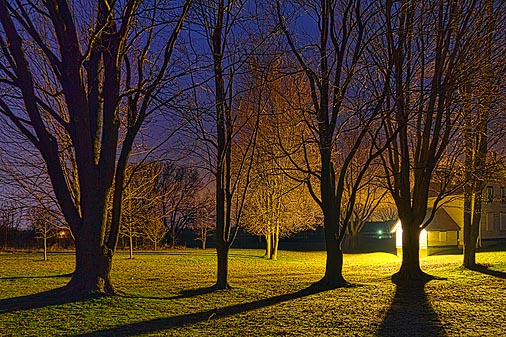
462, 0, 506, 268
0, 0, 192, 295
380, 0, 488, 281
189, 0, 263, 289
275, 0, 390, 287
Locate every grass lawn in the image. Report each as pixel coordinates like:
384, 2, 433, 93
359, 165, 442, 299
1, 249, 505, 336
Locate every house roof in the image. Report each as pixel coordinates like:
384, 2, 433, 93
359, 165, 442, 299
390, 207, 461, 233
361, 220, 397, 233
424, 208, 461, 231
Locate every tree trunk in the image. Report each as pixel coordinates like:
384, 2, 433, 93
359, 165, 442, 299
393, 220, 430, 282
271, 223, 279, 260
215, 240, 230, 289
129, 235, 133, 259
321, 223, 347, 288
349, 234, 359, 252
43, 236, 48, 261
464, 191, 483, 268
201, 228, 207, 250
264, 232, 272, 258
64, 235, 115, 296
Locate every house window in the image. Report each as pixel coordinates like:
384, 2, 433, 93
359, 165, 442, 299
501, 213, 506, 231
439, 232, 447, 242
487, 213, 495, 231
501, 187, 506, 204
487, 186, 493, 202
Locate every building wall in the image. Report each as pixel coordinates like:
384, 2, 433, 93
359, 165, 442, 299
430, 184, 506, 245
427, 230, 458, 246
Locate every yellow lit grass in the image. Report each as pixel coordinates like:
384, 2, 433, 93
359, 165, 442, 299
0, 249, 505, 336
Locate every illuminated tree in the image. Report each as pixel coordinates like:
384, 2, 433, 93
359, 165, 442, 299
379, 0, 491, 281
275, 0, 391, 287
120, 163, 162, 259
0, 1, 192, 295
29, 208, 56, 261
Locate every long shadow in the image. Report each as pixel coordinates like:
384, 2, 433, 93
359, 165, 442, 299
0, 273, 73, 280
72, 283, 326, 337
118, 286, 217, 301
0, 284, 216, 314
0, 287, 96, 314
470, 264, 506, 279
377, 279, 446, 337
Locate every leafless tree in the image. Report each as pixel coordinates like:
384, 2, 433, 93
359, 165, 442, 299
379, 0, 491, 281
187, 0, 265, 289
275, 0, 391, 287
0, 0, 192, 296
462, 0, 506, 268
155, 162, 204, 248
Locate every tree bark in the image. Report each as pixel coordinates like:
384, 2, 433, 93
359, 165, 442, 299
64, 232, 115, 296
320, 209, 347, 288
393, 218, 431, 282
201, 227, 207, 250
322, 230, 347, 288
271, 223, 279, 260
215, 240, 230, 289
464, 191, 483, 268
264, 232, 272, 259
43, 236, 48, 261
129, 235, 133, 259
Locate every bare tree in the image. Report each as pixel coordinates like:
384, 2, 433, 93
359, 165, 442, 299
380, 0, 489, 281
156, 163, 203, 248
120, 163, 162, 259
188, 0, 264, 289
275, 0, 390, 287
29, 208, 55, 261
0, 0, 192, 295
462, 0, 506, 268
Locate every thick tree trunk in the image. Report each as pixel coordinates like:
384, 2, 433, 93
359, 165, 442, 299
393, 220, 431, 282
464, 191, 483, 268
64, 235, 115, 296
215, 241, 230, 289
320, 224, 347, 288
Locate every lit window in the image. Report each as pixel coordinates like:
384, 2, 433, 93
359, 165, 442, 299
487, 186, 493, 203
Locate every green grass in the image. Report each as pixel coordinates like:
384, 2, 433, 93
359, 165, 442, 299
1, 249, 505, 336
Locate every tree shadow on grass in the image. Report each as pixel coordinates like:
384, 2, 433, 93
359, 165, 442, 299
72, 283, 327, 337
0, 284, 218, 314
118, 285, 217, 301
0, 287, 97, 314
469, 264, 506, 279
377, 279, 447, 337
0, 273, 73, 280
